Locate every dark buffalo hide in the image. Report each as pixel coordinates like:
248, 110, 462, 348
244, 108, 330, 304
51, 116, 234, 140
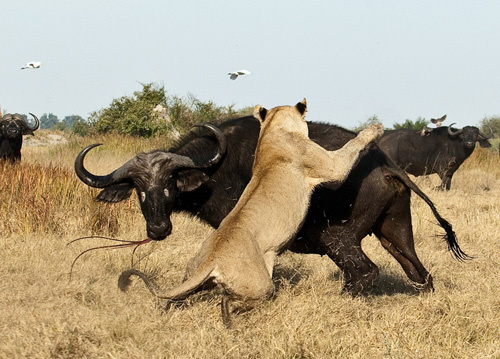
378, 124, 491, 190
76, 116, 469, 296
0, 113, 40, 162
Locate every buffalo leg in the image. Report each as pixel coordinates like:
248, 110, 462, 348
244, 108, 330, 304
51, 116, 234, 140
221, 296, 232, 329
321, 234, 380, 296
373, 198, 434, 292
438, 172, 453, 191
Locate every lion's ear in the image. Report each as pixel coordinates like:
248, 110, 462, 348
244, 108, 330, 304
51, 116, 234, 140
253, 105, 268, 123
296, 98, 307, 116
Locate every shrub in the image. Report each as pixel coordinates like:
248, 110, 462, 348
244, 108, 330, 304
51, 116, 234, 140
480, 115, 500, 138
89, 83, 244, 137
89, 83, 169, 137
0, 161, 126, 236
351, 115, 383, 132
392, 117, 429, 130
71, 118, 92, 136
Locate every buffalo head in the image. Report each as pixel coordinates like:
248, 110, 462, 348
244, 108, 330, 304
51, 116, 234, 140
447, 123, 492, 149
0, 113, 39, 140
75, 124, 227, 240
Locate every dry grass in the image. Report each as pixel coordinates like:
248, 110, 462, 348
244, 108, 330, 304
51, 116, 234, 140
1, 136, 500, 358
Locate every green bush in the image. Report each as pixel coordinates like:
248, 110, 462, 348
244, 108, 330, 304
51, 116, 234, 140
480, 115, 500, 138
350, 115, 383, 132
392, 117, 429, 130
89, 83, 168, 137
89, 83, 245, 137
71, 118, 92, 136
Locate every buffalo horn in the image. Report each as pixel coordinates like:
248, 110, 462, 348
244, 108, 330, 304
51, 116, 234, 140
478, 126, 493, 139
74, 123, 227, 188
74, 144, 136, 188
191, 123, 227, 168
447, 123, 463, 137
27, 113, 40, 131
149, 123, 227, 170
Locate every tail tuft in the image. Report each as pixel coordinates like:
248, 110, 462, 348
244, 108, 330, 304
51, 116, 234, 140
382, 159, 472, 261
439, 220, 473, 261
117, 269, 160, 295
118, 269, 136, 292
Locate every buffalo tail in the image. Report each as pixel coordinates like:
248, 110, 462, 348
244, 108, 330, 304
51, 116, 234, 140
383, 159, 472, 261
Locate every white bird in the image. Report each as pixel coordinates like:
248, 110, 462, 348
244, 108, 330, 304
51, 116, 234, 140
228, 69, 251, 80
21, 61, 42, 70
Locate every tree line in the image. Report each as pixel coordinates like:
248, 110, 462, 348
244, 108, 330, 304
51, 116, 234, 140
4, 83, 499, 138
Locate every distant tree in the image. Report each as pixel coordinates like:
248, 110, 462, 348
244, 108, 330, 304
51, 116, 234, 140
89, 83, 169, 137
53, 122, 67, 131
237, 105, 255, 117
71, 118, 91, 136
63, 115, 84, 129
351, 115, 382, 132
40, 113, 59, 129
479, 115, 500, 138
392, 117, 429, 130
167, 93, 238, 132
89, 83, 245, 137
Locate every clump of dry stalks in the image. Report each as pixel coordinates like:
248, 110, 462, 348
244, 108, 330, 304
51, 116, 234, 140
0, 160, 128, 236
1, 136, 500, 358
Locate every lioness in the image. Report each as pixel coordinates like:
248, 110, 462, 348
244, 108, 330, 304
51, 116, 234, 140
119, 99, 384, 326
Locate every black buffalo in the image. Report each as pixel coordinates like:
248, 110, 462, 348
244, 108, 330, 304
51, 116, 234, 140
0, 113, 40, 162
75, 117, 469, 296
378, 123, 492, 190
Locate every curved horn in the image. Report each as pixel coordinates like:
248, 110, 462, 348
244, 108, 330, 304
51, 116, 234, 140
75, 124, 227, 188
74, 144, 135, 188
191, 123, 227, 168
27, 113, 40, 131
152, 123, 227, 170
447, 123, 463, 137
478, 125, 493, 139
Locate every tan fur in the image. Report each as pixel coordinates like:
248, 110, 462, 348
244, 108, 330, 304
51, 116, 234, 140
119, 99, 384, 325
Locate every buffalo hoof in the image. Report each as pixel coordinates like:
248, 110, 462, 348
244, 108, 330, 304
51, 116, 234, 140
341, 268, 379, 297
413, 273, 434, 293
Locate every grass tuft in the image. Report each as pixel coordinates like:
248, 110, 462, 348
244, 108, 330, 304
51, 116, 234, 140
1, 136, 500, 358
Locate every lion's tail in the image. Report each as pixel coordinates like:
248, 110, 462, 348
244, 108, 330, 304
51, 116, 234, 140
118, 264, 214, 301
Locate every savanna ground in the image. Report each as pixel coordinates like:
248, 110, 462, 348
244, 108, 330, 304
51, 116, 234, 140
1, 129, 500, 358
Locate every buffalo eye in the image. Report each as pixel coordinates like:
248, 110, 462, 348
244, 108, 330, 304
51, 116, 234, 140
163, 188, 170, 197
140, 192, 146, 202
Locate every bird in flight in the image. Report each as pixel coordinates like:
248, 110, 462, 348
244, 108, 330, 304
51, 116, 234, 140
21, 61, 42, 70
430, 114, 447, 127
228, 69, 251, 80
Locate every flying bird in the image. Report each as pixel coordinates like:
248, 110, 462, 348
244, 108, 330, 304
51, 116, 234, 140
228, 69, 251, 80
430, 114, 447, 127
21, 61, 42, 70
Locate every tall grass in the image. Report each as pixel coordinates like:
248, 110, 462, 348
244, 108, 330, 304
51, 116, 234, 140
1, 135, 500, 358
0, 161, 134, 236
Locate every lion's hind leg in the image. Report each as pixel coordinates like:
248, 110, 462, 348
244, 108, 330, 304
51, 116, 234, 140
220, 269, 275, 328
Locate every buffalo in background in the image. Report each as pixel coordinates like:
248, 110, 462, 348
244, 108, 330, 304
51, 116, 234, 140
76, 117, 469, 296
0, 113, 40, 162
378, 122, 492, 190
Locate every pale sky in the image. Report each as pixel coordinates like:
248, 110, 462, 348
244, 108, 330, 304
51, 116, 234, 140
2, 1, 499, 129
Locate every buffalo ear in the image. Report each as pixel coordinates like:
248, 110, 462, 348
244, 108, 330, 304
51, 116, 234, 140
478, 139, 492, 148
176, 169, 209, 192
21, 126, 35, 136
96, 183, 134, 202
253, 105, 268, 124
296, 98, 307, 117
